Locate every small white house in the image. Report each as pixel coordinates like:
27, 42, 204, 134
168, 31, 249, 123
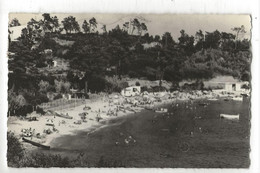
121, 86, 141, 97
224, 82, 243, 92
204, 76, 248, 92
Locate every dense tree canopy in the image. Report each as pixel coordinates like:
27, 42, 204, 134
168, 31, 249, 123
7, 14, 251, 115
9, 18, 21, 27
62, 16, 80, 34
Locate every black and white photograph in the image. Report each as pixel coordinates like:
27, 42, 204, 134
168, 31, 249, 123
5, 13, 254, 168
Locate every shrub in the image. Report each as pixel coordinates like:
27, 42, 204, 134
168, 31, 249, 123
135, 81, 141, 86
84, 93, 89, 99
151, 86, 167, 92
35, 61, 47, 68
37, 93, 49, 103
88, 75, 107, 93
54, 93, 63, 100
104, 76, 129, 93
19, 153, 71, 167
128, 71, 139, 78
170, 82, 180, 92
96, 156, 125, 168
36, 107, 45, 115
54, 80, 71, 94
7, 132, 24, 167
38, 80, 50, 93
141, 86, 148, 92
181, 81, 204, 91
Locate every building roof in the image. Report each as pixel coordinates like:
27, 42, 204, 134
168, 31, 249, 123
205, 75, 241, 83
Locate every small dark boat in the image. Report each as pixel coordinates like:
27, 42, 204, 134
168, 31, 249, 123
22, 137, 50, 150
45, 123, 54, 126
155, 108, 168, 113
56, 112, 73, 119
198, 103, 208, 106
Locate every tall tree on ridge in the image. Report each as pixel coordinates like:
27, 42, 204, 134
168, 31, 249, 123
101, 24, 107, 34
89, 17, 97, 33
156, 51, 167, 89
82, 20, 90, 33
62, 16, 80, 34
52, 16, 60, 32
162, 32, 174, 48
131, 18, 140, 35
232, 25, 246, 49
140, 23, 148, 36
123, 22, 130, 33
9, 18, 21, 27
195, 30, 204, 51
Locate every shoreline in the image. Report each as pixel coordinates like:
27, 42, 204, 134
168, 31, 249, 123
7, 89, 249, 150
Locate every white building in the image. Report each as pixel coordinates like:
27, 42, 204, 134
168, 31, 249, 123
224, 82, 247, 92
203, 75, 248, 92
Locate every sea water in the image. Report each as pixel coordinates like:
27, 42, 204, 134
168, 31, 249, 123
36, 98, 250, 167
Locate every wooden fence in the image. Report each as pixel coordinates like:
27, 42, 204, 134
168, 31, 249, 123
39, 98, 86, 112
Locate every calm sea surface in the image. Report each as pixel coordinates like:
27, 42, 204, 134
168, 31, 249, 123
37, 98, 250, 167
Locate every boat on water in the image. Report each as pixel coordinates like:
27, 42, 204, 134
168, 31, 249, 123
220, 114, 240, 120
198, 103, 208, 106
232, 96, 243, 101
155, 108, 168, 113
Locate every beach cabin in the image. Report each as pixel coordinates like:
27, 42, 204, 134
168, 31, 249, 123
204, 76, 247, 92
121, 86, 141, 97
224, 83, 242, 92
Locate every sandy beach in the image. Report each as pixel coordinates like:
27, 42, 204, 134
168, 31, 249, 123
7, 90, 248, 149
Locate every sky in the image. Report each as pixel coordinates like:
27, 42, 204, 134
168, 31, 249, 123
9, 13, 251, 40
